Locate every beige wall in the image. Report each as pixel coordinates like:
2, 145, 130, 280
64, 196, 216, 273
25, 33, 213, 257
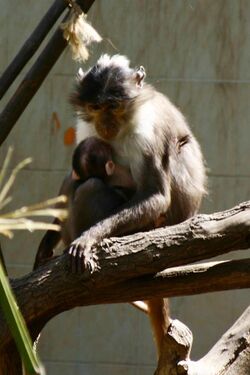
0, 1, 249, 374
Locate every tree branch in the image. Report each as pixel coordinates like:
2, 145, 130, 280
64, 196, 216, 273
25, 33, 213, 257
155, 306, 250, 374
192, 305, 250, 375
0, 200, 249, 351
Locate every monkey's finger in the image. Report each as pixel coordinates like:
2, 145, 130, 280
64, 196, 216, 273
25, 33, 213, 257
86, 261, 93, 274
82, 251, 94, 274
87, 257, 97, 274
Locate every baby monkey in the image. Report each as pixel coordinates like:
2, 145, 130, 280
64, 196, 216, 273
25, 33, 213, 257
72, 136, 135, 190
72, 136, 114, 181
33, 136, 135, 269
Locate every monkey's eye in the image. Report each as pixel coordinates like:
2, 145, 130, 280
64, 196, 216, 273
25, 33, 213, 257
107, 103, 119, 110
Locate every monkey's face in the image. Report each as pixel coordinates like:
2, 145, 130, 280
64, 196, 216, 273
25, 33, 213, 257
82, 102, 131, 141
70, 55, 146, 141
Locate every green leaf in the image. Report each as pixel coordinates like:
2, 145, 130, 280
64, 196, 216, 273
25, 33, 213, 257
0, 259, 45, 375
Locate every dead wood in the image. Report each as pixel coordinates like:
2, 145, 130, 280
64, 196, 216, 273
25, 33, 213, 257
155, 306, 250, 374
0, 200, 249, 373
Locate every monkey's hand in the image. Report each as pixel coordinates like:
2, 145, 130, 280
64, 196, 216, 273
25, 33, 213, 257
68, 233, 99, 274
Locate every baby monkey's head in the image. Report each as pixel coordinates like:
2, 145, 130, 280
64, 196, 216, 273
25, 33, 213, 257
72, 137, 115, 181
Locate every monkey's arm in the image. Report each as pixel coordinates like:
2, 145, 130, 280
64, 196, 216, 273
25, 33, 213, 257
68, 158, 170, 272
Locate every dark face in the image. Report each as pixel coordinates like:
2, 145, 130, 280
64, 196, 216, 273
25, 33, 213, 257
84, 101, 132, 141
70, 60, 145, 140
72, 137, 113, 181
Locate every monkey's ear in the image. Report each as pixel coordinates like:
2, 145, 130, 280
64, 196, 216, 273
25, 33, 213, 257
133, 66, 146, 88
105, 161, 115, 176
72, 170, 81, 180
76, 68, 90, 82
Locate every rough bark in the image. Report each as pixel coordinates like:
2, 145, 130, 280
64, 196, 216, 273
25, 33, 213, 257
193, 305, 250, 375
155, 306, 250, 375
0, 201, 249, 373
155, 319, 193, 375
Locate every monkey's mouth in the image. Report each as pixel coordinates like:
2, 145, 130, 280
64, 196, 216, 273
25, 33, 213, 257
95, 123, 119, 141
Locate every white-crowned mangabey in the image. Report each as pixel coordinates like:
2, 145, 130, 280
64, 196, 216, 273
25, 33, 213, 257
68, 54, 206, 354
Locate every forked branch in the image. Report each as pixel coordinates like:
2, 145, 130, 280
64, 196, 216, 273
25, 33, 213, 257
0, 201, 249, 373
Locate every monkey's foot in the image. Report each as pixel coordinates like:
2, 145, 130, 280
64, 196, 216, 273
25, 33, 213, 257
68, 236, 99, 274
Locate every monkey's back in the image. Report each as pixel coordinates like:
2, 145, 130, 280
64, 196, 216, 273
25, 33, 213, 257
152, 90, 207, 224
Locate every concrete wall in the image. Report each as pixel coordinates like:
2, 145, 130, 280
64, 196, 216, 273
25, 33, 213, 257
0, 1, 249, 374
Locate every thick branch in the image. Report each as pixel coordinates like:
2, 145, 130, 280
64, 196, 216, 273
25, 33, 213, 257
174, 306, 250, 375
195, 305, 250, 374
97, 259, 250, 304
0, 201, 249, 350
155, 319, 193, 375
154, 306, 250, 375
87, 200, 250, 284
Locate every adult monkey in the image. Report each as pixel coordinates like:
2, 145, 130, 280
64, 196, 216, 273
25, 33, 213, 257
69, 54, 206, 353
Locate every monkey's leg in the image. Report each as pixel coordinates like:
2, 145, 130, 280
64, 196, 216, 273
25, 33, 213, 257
33, 218, 61, 270
147, 298, 170, 356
